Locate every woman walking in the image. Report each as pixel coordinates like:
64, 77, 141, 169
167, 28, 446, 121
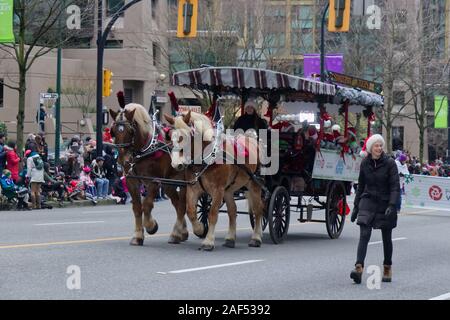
350, 134, 400, 284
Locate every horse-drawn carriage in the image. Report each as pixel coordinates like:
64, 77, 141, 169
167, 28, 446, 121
171, 66, 383, 244
109, 66, 383, 250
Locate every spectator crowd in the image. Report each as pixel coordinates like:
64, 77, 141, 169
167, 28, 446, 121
392, 151, 450, 177
0, 130, 167, 211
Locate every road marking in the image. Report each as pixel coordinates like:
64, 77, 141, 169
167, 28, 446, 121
34, 221, 105, 226
369, 237, 407, 246
82, 209, 129, 214
429, 292, 450, 300
0, 221, 304, 250
157, 260, 264, 275
0, 237, 131, 250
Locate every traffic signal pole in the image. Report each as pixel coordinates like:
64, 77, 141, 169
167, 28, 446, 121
96, 0, 143, 156
320, 2, 330, 82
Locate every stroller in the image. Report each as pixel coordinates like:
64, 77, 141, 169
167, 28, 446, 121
0, 176, 31, 211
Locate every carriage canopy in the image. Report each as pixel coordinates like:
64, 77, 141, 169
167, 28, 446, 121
171, 66, 383, 112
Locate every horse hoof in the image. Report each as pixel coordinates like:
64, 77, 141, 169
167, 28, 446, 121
181, 232, 189, 242
168, 236, 181, 244
248, 239, 262, 248
146, 222, 159, 235
223, 239, 235, 248
130, 238, 144, 246
199, 244, 215, 251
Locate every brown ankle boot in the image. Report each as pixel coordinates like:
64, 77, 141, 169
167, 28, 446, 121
350, 264, 364, 284
382, 265, 392, 282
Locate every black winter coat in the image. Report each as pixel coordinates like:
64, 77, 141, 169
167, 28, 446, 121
233, 114, 268, 133
354, 153, 400, 230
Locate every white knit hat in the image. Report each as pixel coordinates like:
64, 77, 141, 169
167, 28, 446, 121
365, 134, 385, 154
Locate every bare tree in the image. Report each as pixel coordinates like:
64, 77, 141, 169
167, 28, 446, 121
61, 79, 96, 118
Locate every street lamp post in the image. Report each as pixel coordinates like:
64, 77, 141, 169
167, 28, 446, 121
96, 0, 143, 156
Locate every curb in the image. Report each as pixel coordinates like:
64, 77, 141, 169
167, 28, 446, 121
46, 199, 117, 208
0, 199, 117, 211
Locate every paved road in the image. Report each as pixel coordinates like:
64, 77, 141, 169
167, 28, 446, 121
0, 198, 449, 300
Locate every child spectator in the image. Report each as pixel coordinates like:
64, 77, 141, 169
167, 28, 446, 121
80, 166, 98, 204
112, 167, 127, 204
42, 163, 66, 203
1, 169, 30, 210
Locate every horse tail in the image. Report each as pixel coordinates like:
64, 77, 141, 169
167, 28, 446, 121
117, 91, 126, 109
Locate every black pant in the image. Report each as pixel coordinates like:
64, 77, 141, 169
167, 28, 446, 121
356, 225, 393, 267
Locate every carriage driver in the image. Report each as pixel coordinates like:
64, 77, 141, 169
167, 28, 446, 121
233, 99, 268, 136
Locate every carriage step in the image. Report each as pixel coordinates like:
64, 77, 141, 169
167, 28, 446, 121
298, 219, 325, 223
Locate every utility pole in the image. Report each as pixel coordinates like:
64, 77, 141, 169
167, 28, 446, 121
96, 0, 143, 157
320, 3, 330, 82
55, 1, 64, 165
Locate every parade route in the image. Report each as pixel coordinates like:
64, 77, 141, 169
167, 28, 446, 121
0, 201, 449, 300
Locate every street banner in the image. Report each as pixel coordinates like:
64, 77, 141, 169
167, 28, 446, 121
312, 149, 362, 182
434, 96, 448, 129
303, 54, 344, 79
0, 0, 15, 43
404, 175, 450, 211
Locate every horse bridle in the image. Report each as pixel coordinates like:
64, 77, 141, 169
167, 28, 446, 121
112, 110, 172, 158
111, 118, 136, 149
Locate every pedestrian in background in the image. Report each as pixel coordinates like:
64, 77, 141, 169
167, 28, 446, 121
350, 134, 400, 284
36, 104, 47, 132
395, 153, 409, 212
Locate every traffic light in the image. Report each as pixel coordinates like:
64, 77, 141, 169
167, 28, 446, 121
328, 0, 351, 32
103, 68, 113, 97
177, 0, 198, 38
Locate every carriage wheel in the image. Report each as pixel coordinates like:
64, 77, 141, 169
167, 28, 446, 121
196, 193, 210, 239
325, 182, 346, 239
267, 186, 290, 244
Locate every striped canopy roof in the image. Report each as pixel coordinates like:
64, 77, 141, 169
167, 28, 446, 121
172, 66, 337, 96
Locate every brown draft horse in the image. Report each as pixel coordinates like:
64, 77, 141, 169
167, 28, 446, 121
164, 111, 265, 251
109, 103, 188, 246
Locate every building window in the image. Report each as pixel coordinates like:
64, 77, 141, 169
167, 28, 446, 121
291, 5, 313, 29
153, 42, 161, 66
105, 39, 123, 48
107, 0, 125, 17
124, 88, 133, 105
291, 31, 313, 55
0, 79, 4, 108
392, 126, 404, 151
393, 91, 406, 105
152, 0, 158, 19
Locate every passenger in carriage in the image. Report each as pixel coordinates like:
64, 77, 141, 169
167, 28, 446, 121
303, 125, 318, 174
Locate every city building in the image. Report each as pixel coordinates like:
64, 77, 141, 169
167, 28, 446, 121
0, 0, 170, 149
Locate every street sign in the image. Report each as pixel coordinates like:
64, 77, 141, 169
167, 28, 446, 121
40, 93, 59, 100
156, 96, 168, 104
178, 105, 201, 113
328, 71, 383, 94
